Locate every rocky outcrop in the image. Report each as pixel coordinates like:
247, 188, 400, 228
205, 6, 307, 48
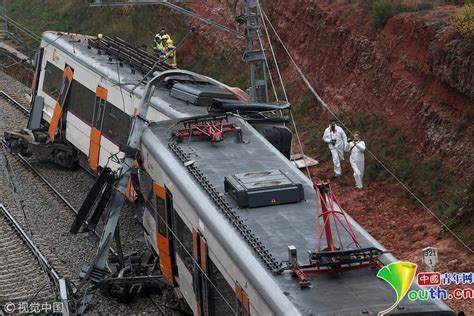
185, 0, 473, 180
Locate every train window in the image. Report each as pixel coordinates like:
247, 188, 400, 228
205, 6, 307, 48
209, 259, 235, 315
156, 195, 167, 236
173, 211, 194, 274
42, 62, 63, 100
139, 170, 153, 202
68, 80, 95, 124
102, 102, 131, 145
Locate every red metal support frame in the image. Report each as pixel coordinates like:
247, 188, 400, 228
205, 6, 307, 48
172, 120, 238, 143
292, 266, 311, 287
314, 181, 361, 252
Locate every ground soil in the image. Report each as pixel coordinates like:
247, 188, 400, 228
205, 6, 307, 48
312, 160, 473, 314
180, 0, 473, 313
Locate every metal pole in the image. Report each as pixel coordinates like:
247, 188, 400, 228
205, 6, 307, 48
316, 183, 335, 252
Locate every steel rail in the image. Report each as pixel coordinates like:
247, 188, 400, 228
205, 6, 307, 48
0, 89, 117, 256
0, 90, 30, 114
0, 204, 70, 316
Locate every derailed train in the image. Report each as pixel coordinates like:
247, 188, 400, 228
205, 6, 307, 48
5, 31, 455, 315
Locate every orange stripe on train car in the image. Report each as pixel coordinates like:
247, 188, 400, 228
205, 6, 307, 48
88, 127, 101, 171
64, 66, 73, 81
157, 233, 174, 284
235, 282, 243, 303
242, 291, 250, 312
48, 103, 62, 142
200, 238, 207, 273
192, 228, 199, 259
96, 86, 108, 100
153, 182, 166, 200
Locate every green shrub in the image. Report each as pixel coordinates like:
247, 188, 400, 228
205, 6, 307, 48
370, 0, 396, 28
454, 4, 474, 38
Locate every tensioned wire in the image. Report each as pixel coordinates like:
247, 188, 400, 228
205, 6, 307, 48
108, 181, 238, 315
104, 6, 238, 312
257, 0, 313, 180
260, 8, 473, 254
3, 6, 239, 312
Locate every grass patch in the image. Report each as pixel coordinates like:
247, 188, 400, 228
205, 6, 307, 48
358, 0, 437, 28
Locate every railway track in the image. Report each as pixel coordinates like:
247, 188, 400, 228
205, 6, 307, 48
0, 204, 69, 315
0, 86, 163, 314
0, 89, 115, 247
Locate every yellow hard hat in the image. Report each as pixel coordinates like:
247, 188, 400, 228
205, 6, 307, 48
166, 39, 174, 46
98, 33, 103, 39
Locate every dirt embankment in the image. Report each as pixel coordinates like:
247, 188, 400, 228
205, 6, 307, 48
183, 0, 473, 181
180, 1, 473, 313
268, 1, 473, 181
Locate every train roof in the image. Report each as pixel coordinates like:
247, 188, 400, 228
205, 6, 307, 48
41, 31, 243, 119
141, 116, 453, 315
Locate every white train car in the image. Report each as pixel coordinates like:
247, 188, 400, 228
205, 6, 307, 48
25, 31, 259, 171
7, 31, 456, 315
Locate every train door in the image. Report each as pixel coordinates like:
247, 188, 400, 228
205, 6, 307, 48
88, 86, 108, 171
193, 228, 211, 316
48, 65, 73, 142
31, 48, 44, 98
153, 182, 177, 285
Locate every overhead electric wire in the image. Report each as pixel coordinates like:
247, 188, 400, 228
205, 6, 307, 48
146, 198, 238, 315
257, 2, 287, 102
100, 7, 238, 313
0, 14, 41, 43
106, 5, 126, 112
256, 33, 278, 102
261, 10, 473, 254
258, 1, 312, 180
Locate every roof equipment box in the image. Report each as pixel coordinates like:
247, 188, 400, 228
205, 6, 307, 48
224, 169, 304, 208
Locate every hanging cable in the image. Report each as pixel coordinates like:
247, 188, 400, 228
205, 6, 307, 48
0, 14, 41, 42
262, 11, 473, 254
258, 3, 312, 180
106, 5, 127, 113
112, 184, 238, 315
255, 27, 279, 102
258, 2, 287, 102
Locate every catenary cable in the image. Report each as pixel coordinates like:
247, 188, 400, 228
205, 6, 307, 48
258, 1, 312, 180
261, 9, 473, 254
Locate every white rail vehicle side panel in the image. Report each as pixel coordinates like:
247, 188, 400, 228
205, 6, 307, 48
142, 145, 272, 316
38, 44, 64, 123
37, 40, 171, 171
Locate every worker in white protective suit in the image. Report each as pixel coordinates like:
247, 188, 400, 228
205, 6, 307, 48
346, 132, 366, 189
323, 121, 348, 177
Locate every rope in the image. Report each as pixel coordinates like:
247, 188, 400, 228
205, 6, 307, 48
262, 10, 473, 254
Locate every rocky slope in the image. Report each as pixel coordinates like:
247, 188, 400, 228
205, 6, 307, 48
184, 0, 473, 181
179, 1, 473, 313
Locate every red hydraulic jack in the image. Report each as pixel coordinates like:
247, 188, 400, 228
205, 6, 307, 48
290, 180, 386, 287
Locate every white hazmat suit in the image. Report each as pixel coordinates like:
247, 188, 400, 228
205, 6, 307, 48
323, 124, 348, 176
346, 140, 366, 189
